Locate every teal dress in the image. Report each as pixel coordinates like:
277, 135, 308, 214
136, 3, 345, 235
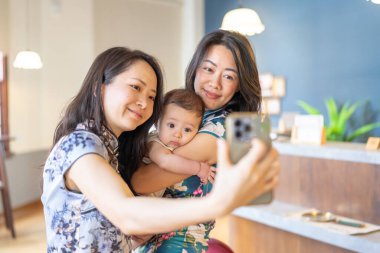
135, 106, 232, 253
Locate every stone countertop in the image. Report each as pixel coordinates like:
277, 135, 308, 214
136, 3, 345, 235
233, 201, 380, 253
273, 139, 380, 165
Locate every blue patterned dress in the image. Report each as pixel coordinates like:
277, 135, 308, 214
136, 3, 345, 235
41, 123, 131, 252
135, 106, 231, 253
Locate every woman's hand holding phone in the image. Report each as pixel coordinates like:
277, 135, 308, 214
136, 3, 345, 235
208, 138, 280, 215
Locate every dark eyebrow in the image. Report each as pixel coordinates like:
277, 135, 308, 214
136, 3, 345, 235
131, 78, 156, 93
203, 59, 217, 67
202, 59, 238, 74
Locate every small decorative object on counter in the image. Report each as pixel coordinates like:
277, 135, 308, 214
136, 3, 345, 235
302, 211, 365, 228
291, 115, 326, 145
297, 98, 380, 142
366, 137, 380, 150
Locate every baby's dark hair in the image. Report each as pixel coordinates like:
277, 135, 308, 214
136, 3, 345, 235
163, 89, 205, 119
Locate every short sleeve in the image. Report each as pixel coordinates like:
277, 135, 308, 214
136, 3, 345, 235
50, 130, 108, 177
198, 121, 226, 139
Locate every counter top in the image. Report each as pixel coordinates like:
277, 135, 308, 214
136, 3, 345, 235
273, 139, 380, 165
233, 201, 380, 253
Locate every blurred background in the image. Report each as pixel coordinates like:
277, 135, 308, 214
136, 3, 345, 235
0, 0, 379, 251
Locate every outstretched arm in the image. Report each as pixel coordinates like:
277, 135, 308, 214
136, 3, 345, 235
149, 141, 209, 179
67, 139, 280, 235
132, 133, 218, 194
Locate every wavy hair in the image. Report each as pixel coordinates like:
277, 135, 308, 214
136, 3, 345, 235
185, 30, 261, 112
53, 47, 164, 189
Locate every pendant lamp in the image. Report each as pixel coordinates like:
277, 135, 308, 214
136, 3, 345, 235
13, 0, 43, 69
221, 0, 265, 36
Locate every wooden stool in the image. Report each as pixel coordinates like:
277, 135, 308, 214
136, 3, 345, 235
0, 137, 15, 238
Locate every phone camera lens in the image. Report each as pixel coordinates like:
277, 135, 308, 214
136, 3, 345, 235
234, 120, 241, 127
235, 131, 242, 138
244, 125, 251, 132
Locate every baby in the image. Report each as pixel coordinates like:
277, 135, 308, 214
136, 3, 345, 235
144, 89, 213, 183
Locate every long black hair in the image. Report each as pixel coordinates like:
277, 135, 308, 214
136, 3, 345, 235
185, 30, 261, 112
53, 47, 164, 189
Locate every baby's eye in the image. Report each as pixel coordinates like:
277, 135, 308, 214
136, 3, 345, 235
149, 96, 155, 101
168, 123, 175, 128
184, 128, 193, 133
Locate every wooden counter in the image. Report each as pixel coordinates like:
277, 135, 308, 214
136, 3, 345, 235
229, 140, 380, 253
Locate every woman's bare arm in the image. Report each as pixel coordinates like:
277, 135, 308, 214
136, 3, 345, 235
149, 141, 206, 176
67, 139, 280, 235
132, 133, 218, 194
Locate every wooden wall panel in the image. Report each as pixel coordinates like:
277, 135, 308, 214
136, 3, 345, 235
275, 155, 380, 224
229, 216, 355, 253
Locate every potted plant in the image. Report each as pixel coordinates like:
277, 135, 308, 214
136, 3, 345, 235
297, 98, 380, 142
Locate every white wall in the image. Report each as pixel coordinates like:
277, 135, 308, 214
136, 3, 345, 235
181, 0, 204, 79
9, 0, 44, 153
7, 0, 204, 154
0, 0, 9, 52
1, 0, 204, 209
94, 0, 183, 91
39, 0, 95, 148
1, 150, 47, 210
7, 0, 94, 153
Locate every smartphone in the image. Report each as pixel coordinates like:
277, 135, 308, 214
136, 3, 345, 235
225, 112, 273, 205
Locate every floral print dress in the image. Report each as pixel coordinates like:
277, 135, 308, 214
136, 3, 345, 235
135, 106, 231, 253
41, 124, 131, 252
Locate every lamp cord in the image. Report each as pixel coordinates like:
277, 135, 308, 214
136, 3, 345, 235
26, 0, 29, 50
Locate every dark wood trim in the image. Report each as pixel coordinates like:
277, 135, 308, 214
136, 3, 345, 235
0, 54, 10, 156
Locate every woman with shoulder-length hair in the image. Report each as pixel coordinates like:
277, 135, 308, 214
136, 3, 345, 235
42, 46, 279, 252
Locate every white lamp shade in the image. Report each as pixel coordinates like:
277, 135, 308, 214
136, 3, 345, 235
13, 50, 43, 69
371, 0, 380, 4
221, 8, 265, 36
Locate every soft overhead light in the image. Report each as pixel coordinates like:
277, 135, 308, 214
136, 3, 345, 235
371, 0, 380, 4
13, 0, 43, 69
13, 51, 43, 69
221, 6, 265, 36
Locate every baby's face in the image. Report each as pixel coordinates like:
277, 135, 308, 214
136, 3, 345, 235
158, 104, 202, 149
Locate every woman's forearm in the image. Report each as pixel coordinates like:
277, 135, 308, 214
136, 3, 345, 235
117, 195, 221, 235
132, 134, 218, 194
152, 153, 202, 176
131, 163, 189, 194
71, 140, 281, 238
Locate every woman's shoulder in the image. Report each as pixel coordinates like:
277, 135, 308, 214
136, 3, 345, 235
199, 108, 230, 138
61, 130, 105, 152
50, 130, 108, 165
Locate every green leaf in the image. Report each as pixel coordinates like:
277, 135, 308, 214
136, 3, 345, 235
325, 98, 338, 125
347, 122, 380, 142
336, 101, 350, 134
297, 100, 320, 115
325, 98, 339, 136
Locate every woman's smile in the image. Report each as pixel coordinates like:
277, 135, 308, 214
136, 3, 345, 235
127, 108, 143, 119
204, 89, 221, 100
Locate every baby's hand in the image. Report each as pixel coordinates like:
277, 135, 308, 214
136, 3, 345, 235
130, 234, 153, 249
197, 163, 216, 184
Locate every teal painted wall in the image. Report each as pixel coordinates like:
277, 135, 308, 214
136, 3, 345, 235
205, 0, 380, 141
